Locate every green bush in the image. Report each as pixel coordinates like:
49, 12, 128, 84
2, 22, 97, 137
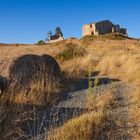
81, 35, 95, 47
37, 40, 46, 45
56, 43, 86, 62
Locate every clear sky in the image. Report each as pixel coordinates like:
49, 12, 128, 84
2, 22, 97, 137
0, 0, 140, 44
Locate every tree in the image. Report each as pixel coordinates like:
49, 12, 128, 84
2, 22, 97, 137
55, 27, 63, 36
47, 31, 53, 38
37, 40, 46, 45
45, 31, 53, 42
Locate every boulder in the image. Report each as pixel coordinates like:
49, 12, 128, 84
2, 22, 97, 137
8, 54, 61, 105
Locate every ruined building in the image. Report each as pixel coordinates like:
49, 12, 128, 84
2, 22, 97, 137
82, 20, 127, 36
49, 27, 64, 43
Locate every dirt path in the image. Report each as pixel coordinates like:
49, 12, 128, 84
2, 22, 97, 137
20, 77, 133, 140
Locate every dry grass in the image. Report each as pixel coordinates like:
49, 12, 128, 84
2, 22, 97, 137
53, 36, 140, 139
47, 111, 121, 140
86, 90, 116, 112
95, 49, 140, 137
60, 54, 99, 78
97, 52, 140, 82
47, 89, 123, 140
0, 35, 140, 139
0, 102, 23, 140
48, 112, 99, 140
55, 43, 86, 62
81, 33, 130, 47
0, 54, 62, 139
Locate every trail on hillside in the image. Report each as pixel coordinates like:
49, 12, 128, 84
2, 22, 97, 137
17, 77, 134, 140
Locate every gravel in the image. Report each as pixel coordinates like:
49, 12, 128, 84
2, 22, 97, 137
19, 77, 133, 140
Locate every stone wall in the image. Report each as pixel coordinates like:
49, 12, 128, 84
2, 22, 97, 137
82, 20, 115, 37
82, 24, 97, 36
82, 20, 127, 37
49, 36, 64, 43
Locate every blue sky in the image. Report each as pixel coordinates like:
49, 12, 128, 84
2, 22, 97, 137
0, 0, 140, 43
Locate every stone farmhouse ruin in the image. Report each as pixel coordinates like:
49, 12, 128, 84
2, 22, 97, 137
49, 27, 64, 43
82, 20, 127, 36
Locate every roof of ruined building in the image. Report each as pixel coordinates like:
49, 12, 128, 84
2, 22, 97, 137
91, 19, 113, 24
50, 35, 60, 40
84, 19, 113, 26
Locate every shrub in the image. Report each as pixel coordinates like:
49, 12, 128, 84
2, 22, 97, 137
37, 40, 46, 45
56, 43, 86, 62
7, 54, 61, 105
81, 35, 95, 47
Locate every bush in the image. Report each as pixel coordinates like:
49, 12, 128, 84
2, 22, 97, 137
37, 40, 46, 45
81, 35, 95, 47
56, 43, 86, 62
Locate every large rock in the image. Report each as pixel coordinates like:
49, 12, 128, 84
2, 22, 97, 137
8, 54, 61, 105
41, 54, 60, 78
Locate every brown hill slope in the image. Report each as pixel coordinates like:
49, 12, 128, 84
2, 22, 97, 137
0, 34, 140, 139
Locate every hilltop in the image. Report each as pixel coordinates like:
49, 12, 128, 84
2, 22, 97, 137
0, 33, 140, 139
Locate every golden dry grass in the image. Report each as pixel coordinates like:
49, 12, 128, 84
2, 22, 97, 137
47, 89, 124, 140
52, 36, 140, 139
0, 35, 140, 139
86, 90, 116, 112
47, 111, 121, 140
47, 112, 103, 140
0, 54, 62, 139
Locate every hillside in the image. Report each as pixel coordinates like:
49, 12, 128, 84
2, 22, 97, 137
0, 34, 140, 139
